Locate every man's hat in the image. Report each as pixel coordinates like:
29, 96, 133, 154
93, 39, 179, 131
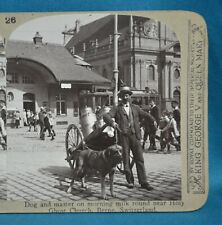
118, 86, 133, 96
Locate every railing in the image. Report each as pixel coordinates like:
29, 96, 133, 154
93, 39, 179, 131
83, 39, 130, 58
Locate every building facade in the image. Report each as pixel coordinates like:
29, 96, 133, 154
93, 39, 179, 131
6, 33, 111, 126
65, 15, 181, 111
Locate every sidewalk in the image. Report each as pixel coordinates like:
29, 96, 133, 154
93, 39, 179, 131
4, 126, 181, 201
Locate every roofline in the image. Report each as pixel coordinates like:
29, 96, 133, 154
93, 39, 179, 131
7, 39, 64, 47
66, 14, 113, 47
7, 57, 111, 84
60, 80, 111, 85
7, 57, 58, 82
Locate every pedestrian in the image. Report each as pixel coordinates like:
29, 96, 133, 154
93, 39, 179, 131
141, 109, 153, 150
28, 111, 38, 132
14, 110, 21, 128
33, 113, 38, 132
103, 86, 156, 190
43, 111, 54, 140
38, 107, 45, 140
23, 109, 27, 126
171, 100, 180, 132
48, 111, 56, 139
28, 111, 33, 131
160, 111, 180, 152
26, 109, 31, 126
159, 111, 171, 153
171, 100, 180, 149
147, 98, 159, 151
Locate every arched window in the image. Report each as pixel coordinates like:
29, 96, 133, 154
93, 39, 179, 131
173, 90, 180, 103
148, 65, 155, 80
7, 92, 14, 102
174, 69, 180, 79
23, 93, 35, 102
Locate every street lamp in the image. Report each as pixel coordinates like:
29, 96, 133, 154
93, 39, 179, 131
132, 20, 137, 88
113, 14, 120, 106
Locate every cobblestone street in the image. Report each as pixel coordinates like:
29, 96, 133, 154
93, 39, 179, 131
0, 126, 181, 201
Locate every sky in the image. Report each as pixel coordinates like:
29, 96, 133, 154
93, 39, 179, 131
9, 13, 110, 45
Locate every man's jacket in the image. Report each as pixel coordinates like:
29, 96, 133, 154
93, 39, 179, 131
103, 103, 155, 140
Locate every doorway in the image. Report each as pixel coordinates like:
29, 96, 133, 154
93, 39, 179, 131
23, 93, 35, 113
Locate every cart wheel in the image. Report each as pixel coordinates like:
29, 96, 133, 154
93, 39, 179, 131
65, 124, 84, 169
117, 153, 134, 174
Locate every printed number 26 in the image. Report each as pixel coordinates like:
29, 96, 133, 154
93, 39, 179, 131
5, 17, 16, 24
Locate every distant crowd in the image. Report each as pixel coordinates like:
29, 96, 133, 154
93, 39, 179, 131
141, 99, 180, 153
15, 107, 56, 141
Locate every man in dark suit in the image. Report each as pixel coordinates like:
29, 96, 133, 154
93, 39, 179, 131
38, 107, 45, 140
171, 100, 180, 150
103, 86, 155, 190
147, 99, 159, 150
171, 100, 180, 132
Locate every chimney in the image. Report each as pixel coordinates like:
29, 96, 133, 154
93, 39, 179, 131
75, 20, 80, 33
33, 32, 43, 44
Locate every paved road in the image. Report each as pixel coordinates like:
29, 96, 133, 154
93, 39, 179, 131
0, 126, 181, 201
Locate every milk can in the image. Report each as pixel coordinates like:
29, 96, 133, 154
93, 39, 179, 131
80, 107, 97, 137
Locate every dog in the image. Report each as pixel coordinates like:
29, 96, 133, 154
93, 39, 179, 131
67, 144, 122, 199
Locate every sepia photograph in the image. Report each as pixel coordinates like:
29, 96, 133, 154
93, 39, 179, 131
0, 11, 208, 212
4, 13, 181, 203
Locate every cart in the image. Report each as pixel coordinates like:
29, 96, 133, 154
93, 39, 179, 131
65, 107, 134, 173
